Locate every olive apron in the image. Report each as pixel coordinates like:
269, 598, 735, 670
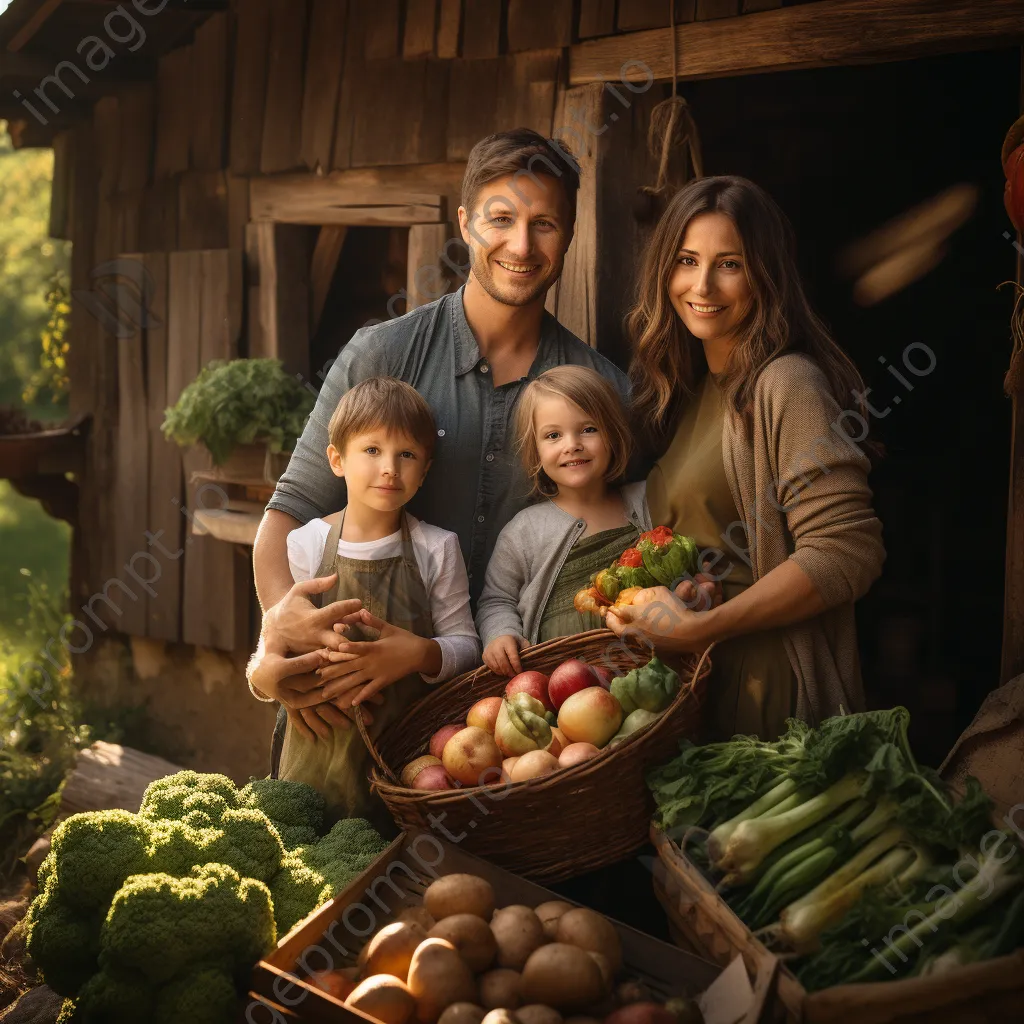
269, 510, 434, 828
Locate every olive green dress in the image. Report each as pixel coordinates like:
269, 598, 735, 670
646, 374, 796, 740
538, 524, 639, 642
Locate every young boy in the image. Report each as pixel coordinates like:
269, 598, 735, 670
248, 377, 480, 826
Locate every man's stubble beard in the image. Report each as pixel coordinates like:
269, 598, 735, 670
469, 247, 563, 308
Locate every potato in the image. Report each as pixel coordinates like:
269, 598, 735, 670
346, 974, 416, 1024
408, 938, 479, 1024
429, 914, 498, 973
424, 874, 496, 923
490, 905, 546, 971
587, 951, 613, 995
399, 905, 437, 931
359, 921, 428, 981
603, 1006, 678, 1024
482, 1012, 520, 1024
479, 968, 522, 1009
534, 900, 574, 941
555, 908, 623, 975
520, 944, 605, 1012
516, 1006, 563, 1024
310, 969, 358, 1002
438, 1004, 487, 1024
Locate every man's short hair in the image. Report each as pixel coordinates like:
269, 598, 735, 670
461, 128, 580, 220
327, 377, 437, 458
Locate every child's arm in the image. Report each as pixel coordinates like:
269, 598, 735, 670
476, 523, 530, 676
420, 533, 480, 683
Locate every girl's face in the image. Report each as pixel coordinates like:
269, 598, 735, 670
327, 429, 431, 513
533, 394, 611, 493
668, 211, 753, 349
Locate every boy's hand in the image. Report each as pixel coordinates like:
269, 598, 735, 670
483, 634, 528, 677
318, 609, 441, 706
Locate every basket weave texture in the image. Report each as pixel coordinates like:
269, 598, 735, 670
365, 629, 711, 883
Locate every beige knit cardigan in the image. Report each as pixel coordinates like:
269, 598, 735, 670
720, 353, 885, 724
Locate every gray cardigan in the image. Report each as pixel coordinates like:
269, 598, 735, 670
475, 482, 652, 648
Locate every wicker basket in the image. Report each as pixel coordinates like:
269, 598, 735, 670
361, 629, 712, 883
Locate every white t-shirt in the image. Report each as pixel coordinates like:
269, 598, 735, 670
286, 514, 480, 683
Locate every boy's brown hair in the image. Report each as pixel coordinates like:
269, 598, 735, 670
513, 366, 633, 497
461, 128, 580, 219
327, 377, 437, 458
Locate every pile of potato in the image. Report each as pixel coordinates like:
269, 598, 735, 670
310, 873, 702, 1024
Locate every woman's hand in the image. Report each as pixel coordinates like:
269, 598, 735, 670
605, 586, 713, 654
483, 634, 528, 677
262, 575, 364, 655
317, 610, 440, 706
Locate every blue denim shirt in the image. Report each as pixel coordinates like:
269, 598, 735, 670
268, 286, 637, 606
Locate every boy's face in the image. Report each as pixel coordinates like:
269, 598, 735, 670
327, 429, 432, 513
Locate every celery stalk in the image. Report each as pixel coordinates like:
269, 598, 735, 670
706, 778, 798, 860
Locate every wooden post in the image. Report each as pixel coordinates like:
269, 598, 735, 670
407, 223, 455, 311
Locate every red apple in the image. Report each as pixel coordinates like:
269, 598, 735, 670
590, 665, 614, 690
467, 696, 503, 732
506, 670, 553, 711
548, 659, 601, 711
413, 765, 455, 790
557, 687, 624, 748
429, 723, 465, 761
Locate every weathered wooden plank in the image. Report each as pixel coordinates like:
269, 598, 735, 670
114, 251, 151, 638
49, 129, 72, 240
116, 83, 154, 194
191, 12, 230, 172
436, 0, 462, 58
507, 0, 573, 51
93, 96, 120, 199
67, 122, 97, 420
618, 0, 696, 31
113, 193, 142, 253
575, 0, 1024, 84
462, 0, 502, 58
330, 0, 368, 169
261, 0, 308, 174
365, 0, 402, 58
351, 59, 450, 166
496, 50, 561, 136
696, 0, 740, 19
300, 0, 348, 173
178, 171, 229, 251
59, 742, 184, 818
140, 178, 178, 253
407, 223, 454, 311
227, 175, 250, 257
404, 0, 438, 57
154, 44, 192, 179
741, 0, 781, 12
579, 0, 617, 38
250, 173, 445, 224
141, 251, 182, 642
447, 58, 502, 161
311, 226, 348, 334
229, 0, 273, 175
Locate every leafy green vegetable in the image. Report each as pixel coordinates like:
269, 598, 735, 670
161, 358, 315, 464
611, 656, 680, 716
636, 527, 700, 587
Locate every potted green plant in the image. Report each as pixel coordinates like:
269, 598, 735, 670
161, 358, 315, 483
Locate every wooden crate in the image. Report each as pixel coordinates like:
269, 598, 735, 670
651, 823, 1024, 1024
247, 830, 777, 1023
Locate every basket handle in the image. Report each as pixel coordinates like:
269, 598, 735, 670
354, 705, 400, 785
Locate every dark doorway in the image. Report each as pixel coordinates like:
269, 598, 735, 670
683, 48, 1020, 764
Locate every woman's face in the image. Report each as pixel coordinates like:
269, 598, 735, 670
533, 394, 611, 493
668, 212, 752, 349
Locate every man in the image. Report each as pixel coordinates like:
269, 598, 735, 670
252, 129, 634, 737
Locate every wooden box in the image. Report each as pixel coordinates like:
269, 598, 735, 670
651, 824, 1024, 1024
246, 830, 776, 1023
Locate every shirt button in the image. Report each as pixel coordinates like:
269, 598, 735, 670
477, 515, 485, 523
485, 453, 494, 462
437, 429, 446, 437
480, 362, 490, 374
577, 521, 584, 528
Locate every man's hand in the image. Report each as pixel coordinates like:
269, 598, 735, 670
318, 609, 439, 706
674, 569, 723, 612
262, 574, 364, 655
483, 634, 528, 677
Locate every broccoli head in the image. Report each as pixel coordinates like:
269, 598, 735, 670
24, 876, 103, 997
267, 852, 333, 937
239, 778, 325, 835
275, 823, 320, 850
46, 810, 153, 913
305, 818, 388, 891
99, 863, 276, 987
56, 999, 77, 1023
147, 819, 225, 877
72, 967, 153, 1022
154, 964, 239, 1024
139, 770, 238, 822
207, 808, 285, 882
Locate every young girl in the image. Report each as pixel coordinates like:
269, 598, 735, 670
476, 365, 652, 676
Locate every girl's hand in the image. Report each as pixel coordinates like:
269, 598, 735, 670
605, 586, 713, 655
483, 635, 528, 677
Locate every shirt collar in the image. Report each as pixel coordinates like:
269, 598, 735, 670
450, 285, 563, 379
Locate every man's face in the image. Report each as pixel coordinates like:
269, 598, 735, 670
458, 172, 574, 308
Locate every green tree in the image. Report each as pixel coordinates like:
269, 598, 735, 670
0, 120, 72, 412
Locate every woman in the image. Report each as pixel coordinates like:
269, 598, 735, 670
607, 176, 884, 739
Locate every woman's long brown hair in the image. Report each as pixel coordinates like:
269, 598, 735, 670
626, 175, 867, 449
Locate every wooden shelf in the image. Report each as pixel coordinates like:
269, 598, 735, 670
0, 413, 89, 482
192, 508, 263, 546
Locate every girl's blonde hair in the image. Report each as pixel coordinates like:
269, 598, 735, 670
513, 365, 633, 497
